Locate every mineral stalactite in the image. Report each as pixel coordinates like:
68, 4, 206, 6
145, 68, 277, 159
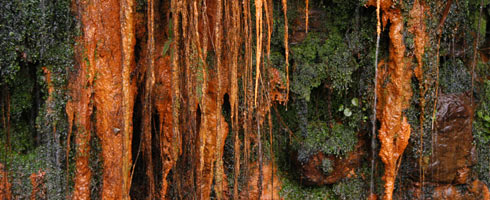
368, 0, 413, 199
66, 0, 285, 198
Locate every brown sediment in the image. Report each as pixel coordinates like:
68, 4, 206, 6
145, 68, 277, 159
30, 170, 45, 200
407, 0, 427, 191
0, 164, 11, 200
367, 0, 413, 199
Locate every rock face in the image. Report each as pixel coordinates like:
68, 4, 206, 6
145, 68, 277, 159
431, 180, 490, 200
428, 93, 476, 183
296, 141, 364, 186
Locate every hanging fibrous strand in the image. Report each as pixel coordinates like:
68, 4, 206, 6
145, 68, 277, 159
254, 0, 263, 106
369, 0, 381, 198
305, 0, 308, 33
264, 0, 273, 57
282, 0, 290, 102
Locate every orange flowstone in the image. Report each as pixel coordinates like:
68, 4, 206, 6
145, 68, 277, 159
241, 162, 282, 200
367, 0, 413, 199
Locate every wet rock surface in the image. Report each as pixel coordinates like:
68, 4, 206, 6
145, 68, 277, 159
241, 162, 282, 200
428, 93, 476, 183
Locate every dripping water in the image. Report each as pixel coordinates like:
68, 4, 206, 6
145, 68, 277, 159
370, 0, 381, 196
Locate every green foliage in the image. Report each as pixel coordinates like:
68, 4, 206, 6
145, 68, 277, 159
474, 80, 490, 185
475, 80, 490, 143
332, 178, 366, 200
280, 176, 335, 200
0, 0, 75, 84
0, 145, 45, 199
297, 121, 357, 162
439, 59, 472, 94
290, 31, 358, 101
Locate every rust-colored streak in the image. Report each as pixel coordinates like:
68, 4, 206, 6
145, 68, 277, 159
198, 77, 220, 200
84, 0, 136, 198
254, 0, 263, 106
305, 0, 308, 33
367, 0, 413, 199
170, 1, 182, 197
214, 0, 224, 198
154, 55, 173, 198
42, 67, 54, 113
70, 0, 97, 198
408, 0, 427, 190
282, 0, 289, 102
121, 0, 136, 198
241, 162, 282, 200
30, 170, 45, 200
230, 0, 241, 198
0, 164, 12, 200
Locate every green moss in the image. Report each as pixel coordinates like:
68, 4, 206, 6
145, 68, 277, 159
297, 121, 357, 162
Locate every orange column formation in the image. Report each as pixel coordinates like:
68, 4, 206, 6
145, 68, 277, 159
68, 0, 136, 199
67, 0, 97, 198
367, 0, 413, 199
